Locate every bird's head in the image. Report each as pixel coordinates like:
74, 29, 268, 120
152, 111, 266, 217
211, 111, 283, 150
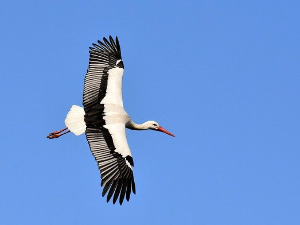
146, 121, 175, 137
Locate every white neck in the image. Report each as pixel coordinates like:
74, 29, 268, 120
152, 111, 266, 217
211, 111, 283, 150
126, 120, 150, 130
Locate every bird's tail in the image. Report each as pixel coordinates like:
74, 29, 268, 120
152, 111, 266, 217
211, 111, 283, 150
65, 105, 86, 135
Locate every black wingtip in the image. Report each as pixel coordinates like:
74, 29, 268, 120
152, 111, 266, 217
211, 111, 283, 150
94, 35, 121, 59
103, 36, 108, 42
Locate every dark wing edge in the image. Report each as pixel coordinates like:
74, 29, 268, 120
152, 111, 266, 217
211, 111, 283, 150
83, 35, 122, 109
85, 127, 136, 205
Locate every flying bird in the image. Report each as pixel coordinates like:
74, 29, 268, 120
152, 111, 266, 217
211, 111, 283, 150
47, 36, 175, 205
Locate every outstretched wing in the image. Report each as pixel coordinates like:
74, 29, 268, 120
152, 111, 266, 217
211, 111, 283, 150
83, 36, 136, 205
85, 126, 135, 205
83, 35, 123, 109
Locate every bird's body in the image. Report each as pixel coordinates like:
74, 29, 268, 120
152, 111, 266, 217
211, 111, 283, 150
47, 36, 174, 205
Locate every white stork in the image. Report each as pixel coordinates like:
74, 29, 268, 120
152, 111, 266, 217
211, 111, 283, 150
47, 36, 175, 205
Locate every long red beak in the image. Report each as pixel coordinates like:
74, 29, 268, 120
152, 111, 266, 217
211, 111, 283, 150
157, 126, 175, 137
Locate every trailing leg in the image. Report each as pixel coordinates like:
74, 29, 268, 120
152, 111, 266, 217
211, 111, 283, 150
47, 127, 70, 139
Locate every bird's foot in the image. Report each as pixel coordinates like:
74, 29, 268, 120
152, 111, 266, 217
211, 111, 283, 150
47, 128, 70, 139
47, 132, 60, 139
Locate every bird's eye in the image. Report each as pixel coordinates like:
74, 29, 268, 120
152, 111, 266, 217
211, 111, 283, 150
153, 124, 157, 126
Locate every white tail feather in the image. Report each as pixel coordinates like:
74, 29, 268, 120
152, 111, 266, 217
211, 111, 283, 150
65, 105, 86, 135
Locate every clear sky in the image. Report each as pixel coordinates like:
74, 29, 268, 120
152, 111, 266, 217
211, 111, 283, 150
1, 1, 299, 224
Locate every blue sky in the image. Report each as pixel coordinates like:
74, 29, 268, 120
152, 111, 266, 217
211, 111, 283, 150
1, 0, 300, 224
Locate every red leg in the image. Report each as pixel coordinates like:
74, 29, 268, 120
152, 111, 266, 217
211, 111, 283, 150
53, 127, 68, 134
47, 127, 70, 139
